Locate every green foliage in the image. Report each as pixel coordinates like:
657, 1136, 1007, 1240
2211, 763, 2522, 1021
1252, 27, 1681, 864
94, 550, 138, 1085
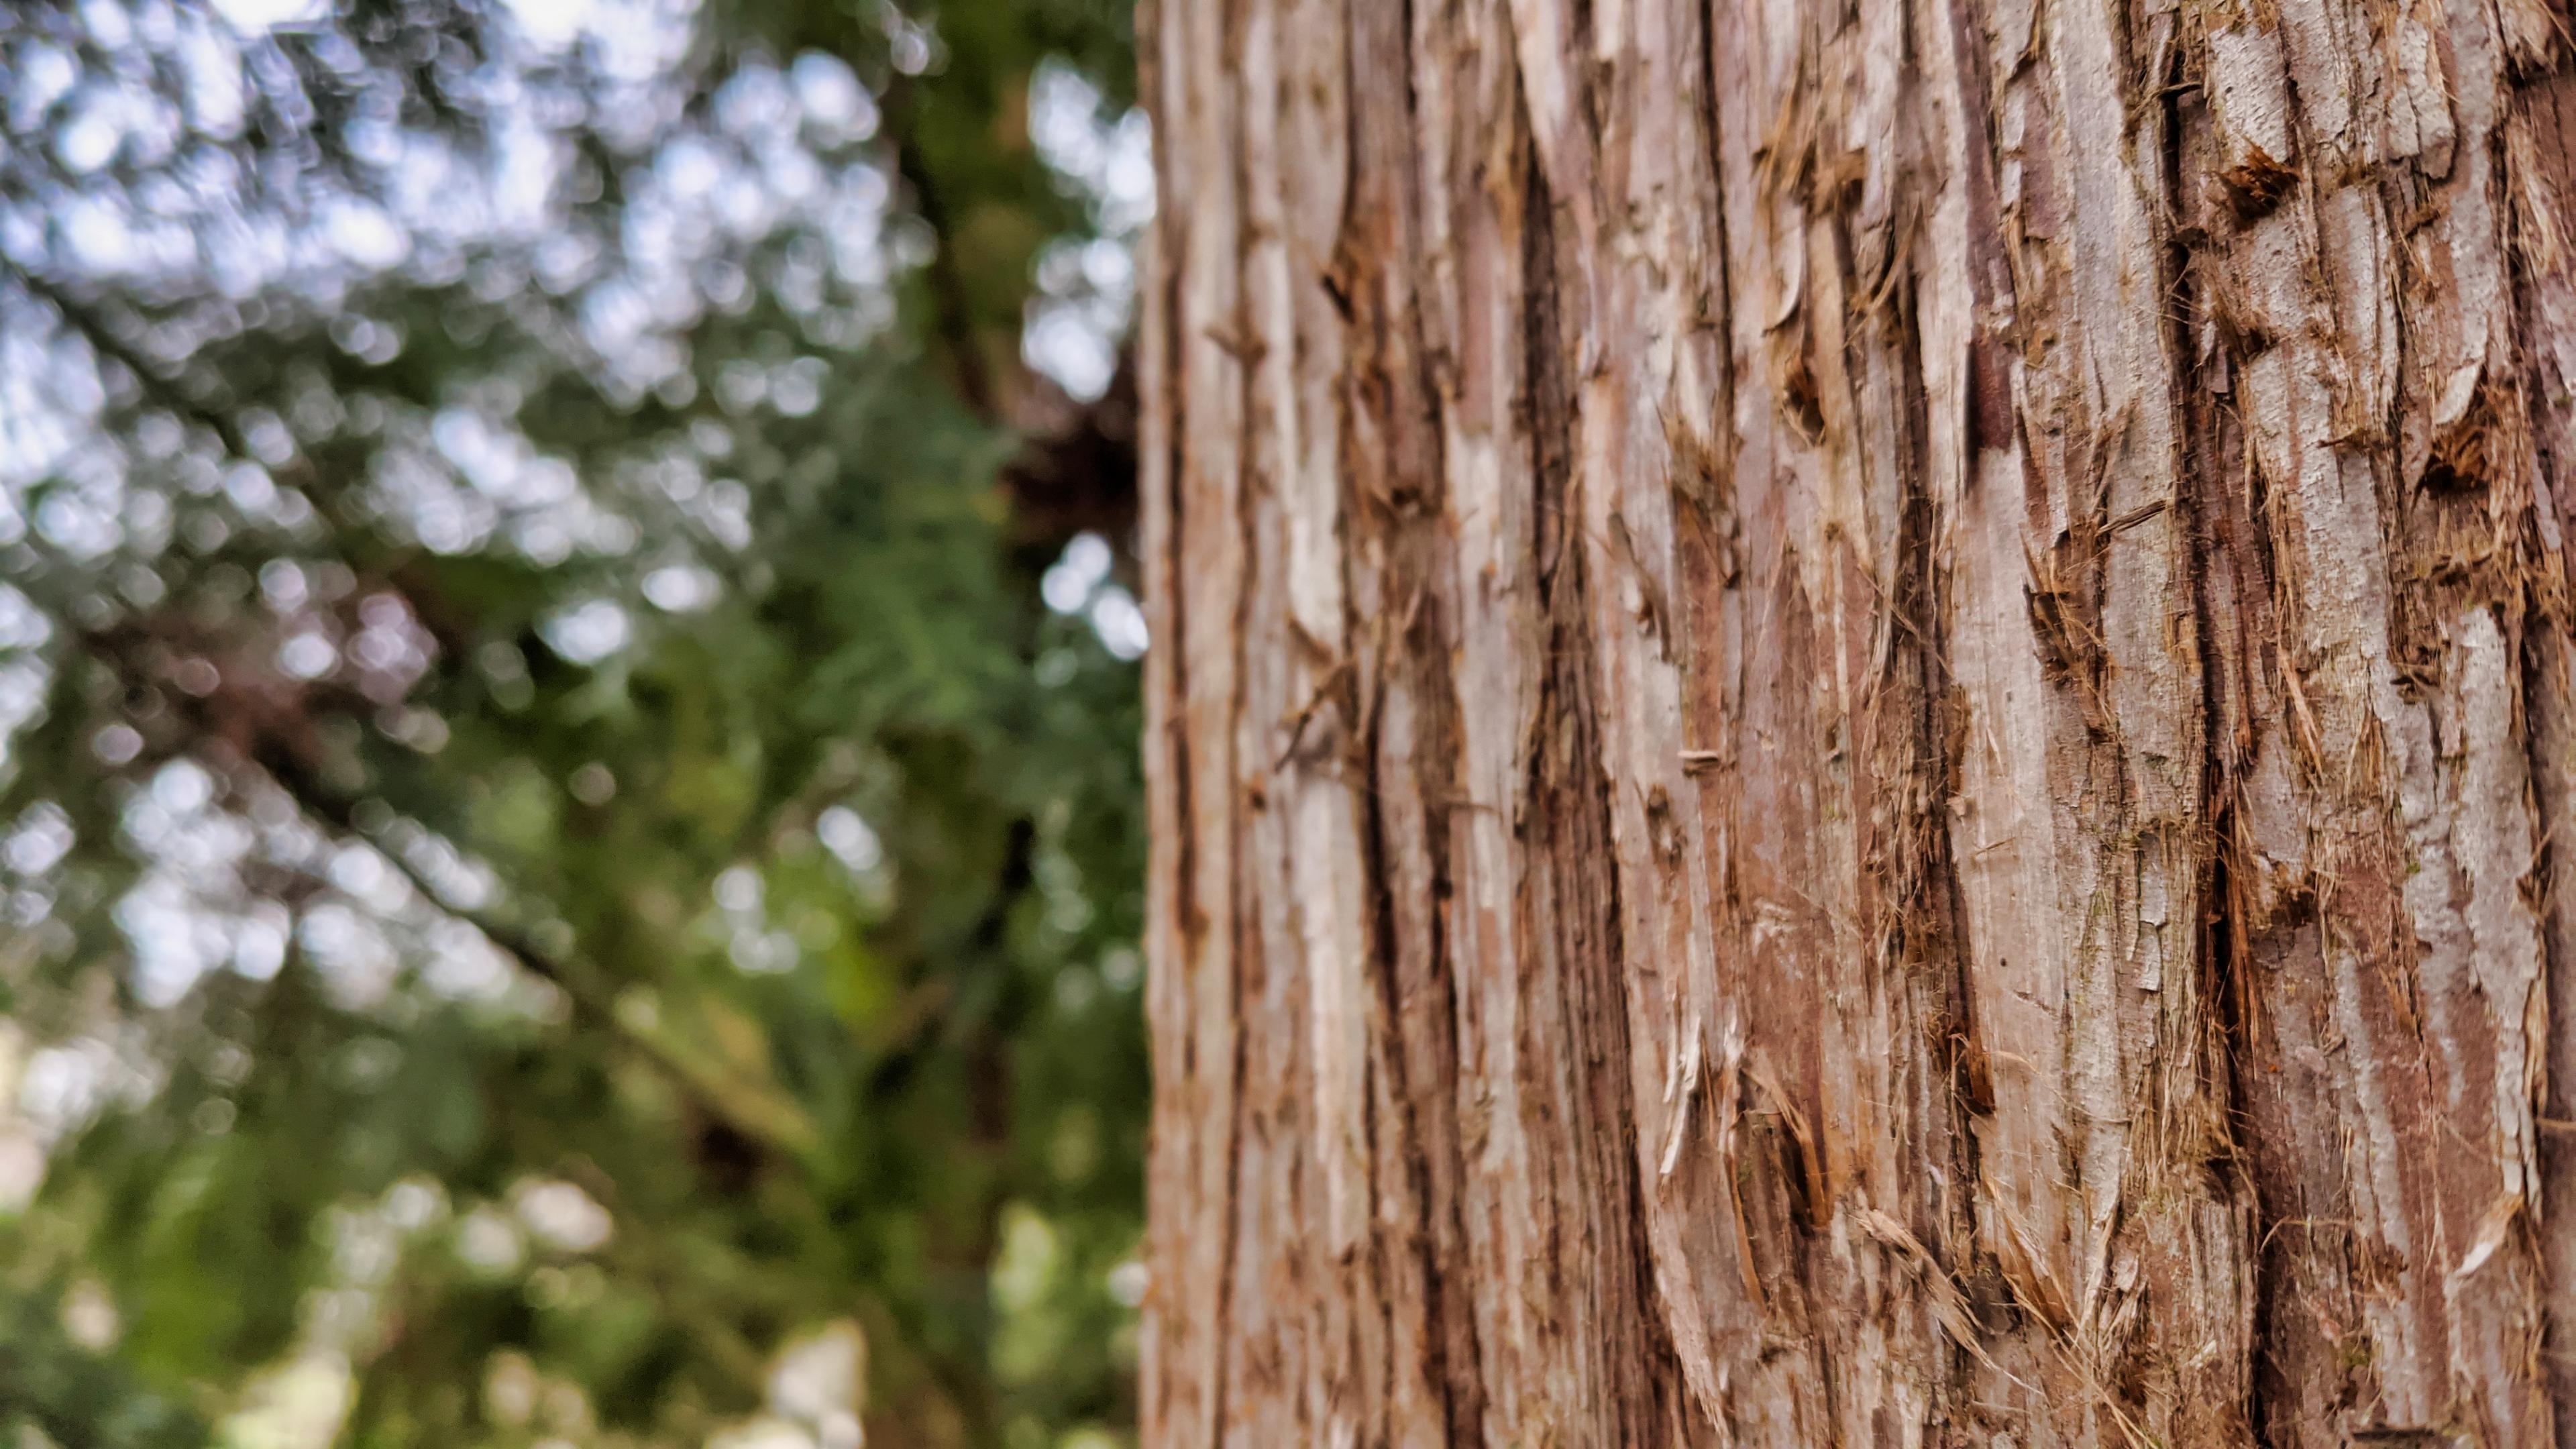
0, 2, 1145, 1446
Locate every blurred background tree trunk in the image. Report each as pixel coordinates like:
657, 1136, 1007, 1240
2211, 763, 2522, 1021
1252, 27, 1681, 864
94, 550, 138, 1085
1138, 0, 2576, 1442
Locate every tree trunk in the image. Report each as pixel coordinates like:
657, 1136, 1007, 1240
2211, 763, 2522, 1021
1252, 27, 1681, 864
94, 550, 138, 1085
1134, 0, 2576, 1441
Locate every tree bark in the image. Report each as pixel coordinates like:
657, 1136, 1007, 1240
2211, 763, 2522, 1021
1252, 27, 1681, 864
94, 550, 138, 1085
1135, 0, 2576, 1442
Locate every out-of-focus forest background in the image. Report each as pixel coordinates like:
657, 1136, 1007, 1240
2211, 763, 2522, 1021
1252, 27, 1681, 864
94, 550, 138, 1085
0, 2, 1149, 1446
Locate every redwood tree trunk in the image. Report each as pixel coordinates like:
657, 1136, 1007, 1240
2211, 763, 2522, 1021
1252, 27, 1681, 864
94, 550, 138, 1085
1135, 0, 2576, 1442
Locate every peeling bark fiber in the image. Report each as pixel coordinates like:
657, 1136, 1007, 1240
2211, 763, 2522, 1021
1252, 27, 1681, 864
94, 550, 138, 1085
1136, 0, 2576, 1441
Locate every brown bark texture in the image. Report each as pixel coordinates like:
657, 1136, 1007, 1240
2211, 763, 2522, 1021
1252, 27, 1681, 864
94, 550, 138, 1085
1134, 0, 2576, 1441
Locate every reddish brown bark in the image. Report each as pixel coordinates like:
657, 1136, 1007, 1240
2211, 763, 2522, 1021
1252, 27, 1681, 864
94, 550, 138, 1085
1138, 0, 2576, 1442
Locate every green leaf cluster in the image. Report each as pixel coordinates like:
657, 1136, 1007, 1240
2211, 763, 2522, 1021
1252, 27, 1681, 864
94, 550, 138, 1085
0, 3, 1146, 1446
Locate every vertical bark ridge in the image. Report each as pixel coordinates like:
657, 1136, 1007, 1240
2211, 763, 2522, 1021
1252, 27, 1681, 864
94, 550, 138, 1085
2171, 0, 2561, 1438
1340, 0, 1496, 1442
2511, 46, 2576, 1449
1519, 134, 1709, 1446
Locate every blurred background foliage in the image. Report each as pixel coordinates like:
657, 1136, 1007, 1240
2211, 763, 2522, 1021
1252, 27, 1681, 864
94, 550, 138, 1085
0, 1, 1151, 1446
